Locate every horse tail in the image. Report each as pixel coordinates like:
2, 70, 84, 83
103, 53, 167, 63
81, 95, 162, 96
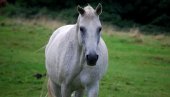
34, 45, 47, 53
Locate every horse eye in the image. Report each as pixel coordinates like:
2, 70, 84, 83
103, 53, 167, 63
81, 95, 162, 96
97, 27, 102, 33
80, 27, 85, 32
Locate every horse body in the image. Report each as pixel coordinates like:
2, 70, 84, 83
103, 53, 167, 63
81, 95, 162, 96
45, 4, 108, 97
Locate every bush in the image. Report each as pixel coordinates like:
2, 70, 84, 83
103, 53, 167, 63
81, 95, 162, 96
1, 1, 170, 34
151, 14, 170, 27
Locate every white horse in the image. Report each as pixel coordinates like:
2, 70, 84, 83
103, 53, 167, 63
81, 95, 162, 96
45, 3, 108, 97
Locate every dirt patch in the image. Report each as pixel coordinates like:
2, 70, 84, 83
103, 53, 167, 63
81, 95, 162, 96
151, 56, 170, 64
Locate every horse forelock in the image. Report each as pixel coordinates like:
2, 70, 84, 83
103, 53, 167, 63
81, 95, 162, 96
76, 5, 99, 27
83, 5, 96, 17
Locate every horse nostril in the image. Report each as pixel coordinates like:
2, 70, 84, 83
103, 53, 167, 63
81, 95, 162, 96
86, 54, 98, 66
86, 55, 89, 60
96, 55, 99, 60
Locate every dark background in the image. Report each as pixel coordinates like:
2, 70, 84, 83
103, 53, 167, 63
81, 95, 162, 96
1, 0, 170, 33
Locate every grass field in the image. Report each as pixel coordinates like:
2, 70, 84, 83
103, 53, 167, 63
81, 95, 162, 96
0, 17, 170, 97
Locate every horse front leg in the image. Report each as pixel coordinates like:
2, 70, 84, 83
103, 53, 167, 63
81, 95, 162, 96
61, 83, 72, 97
48, 78, 61, 97
60, 69, 81, 97
86, 81, 99, 97
74, 89, 84, 97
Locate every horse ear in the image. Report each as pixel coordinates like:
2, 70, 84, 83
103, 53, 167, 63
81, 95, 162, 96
95, 3, 102, 15
77, 5, 85, 15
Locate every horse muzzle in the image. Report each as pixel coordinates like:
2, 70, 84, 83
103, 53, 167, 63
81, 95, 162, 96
86, 52, 98, 66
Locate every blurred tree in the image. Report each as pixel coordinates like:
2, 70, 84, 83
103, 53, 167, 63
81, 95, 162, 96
4, 0, 170, 27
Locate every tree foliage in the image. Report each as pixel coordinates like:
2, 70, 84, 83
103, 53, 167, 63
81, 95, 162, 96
4, 0, 170, 28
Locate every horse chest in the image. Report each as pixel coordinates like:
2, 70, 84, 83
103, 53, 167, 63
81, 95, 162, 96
71, 65, 100, 89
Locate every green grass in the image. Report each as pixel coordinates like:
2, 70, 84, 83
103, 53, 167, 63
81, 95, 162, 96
100, 34, 170, 97
0, 18, 50, 97
0, 17, 170, 97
